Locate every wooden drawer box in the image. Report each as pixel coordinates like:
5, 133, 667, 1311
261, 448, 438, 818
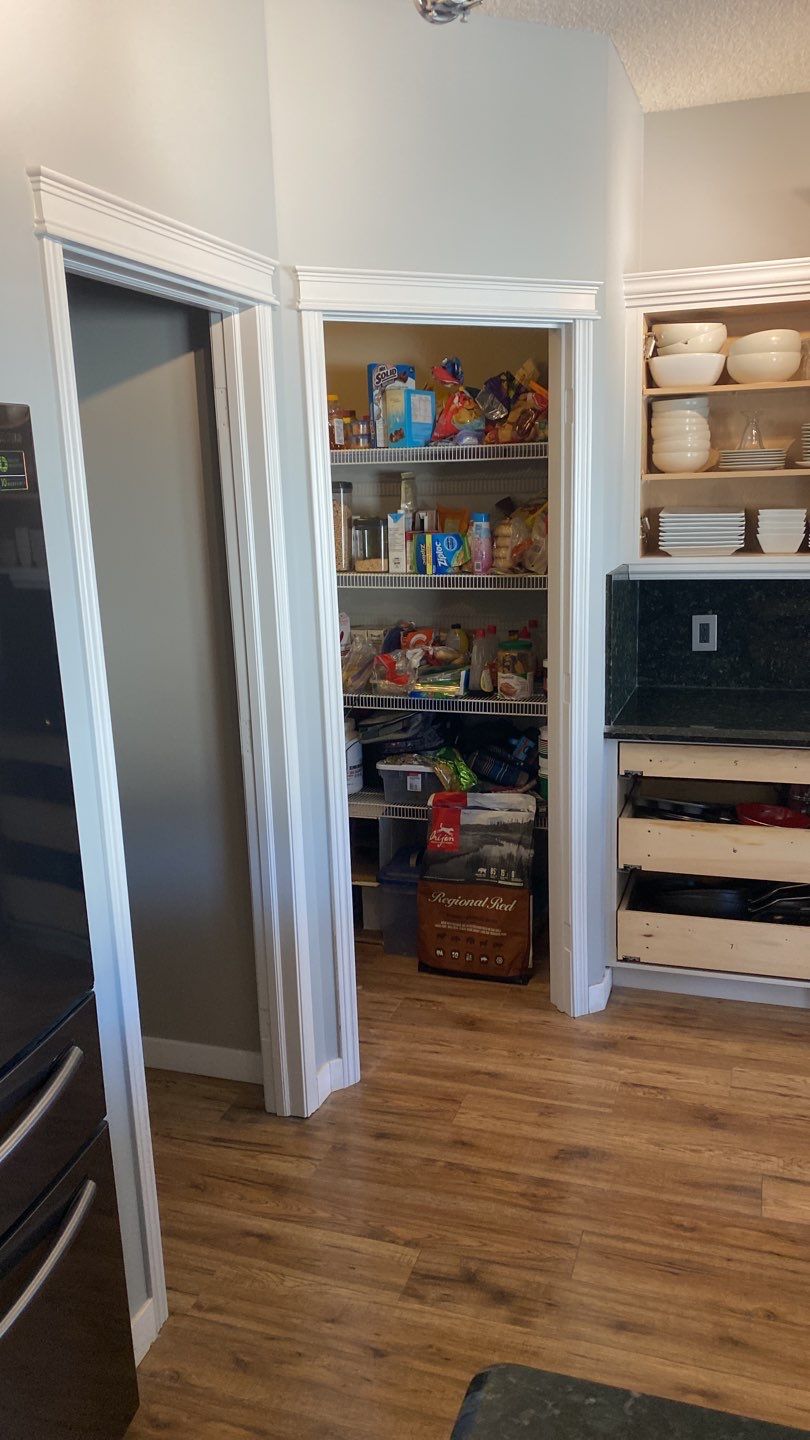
618, 877, 810, 981
619, 798, 810, 884
619, 742, 810, 787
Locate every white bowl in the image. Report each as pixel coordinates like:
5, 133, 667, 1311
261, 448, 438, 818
652, 449, 711, 473
649, 353, 725, 387
653, 322, 726, 347
651, 396, 709, 414
656, 325, 728, 356
652, 416, 710, 433
726, 350, 801, 384
729, 329, 801, 355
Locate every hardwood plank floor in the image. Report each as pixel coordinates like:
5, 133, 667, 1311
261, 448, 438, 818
126, 951, 810, 1439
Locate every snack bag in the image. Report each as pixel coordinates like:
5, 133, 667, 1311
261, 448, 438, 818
431, 388, 485, 443
342, 634, 376, 693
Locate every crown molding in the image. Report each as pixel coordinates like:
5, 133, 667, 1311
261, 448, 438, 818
296, 266, 601, 321
625, 255, 810, 310
28, 167, 278, 307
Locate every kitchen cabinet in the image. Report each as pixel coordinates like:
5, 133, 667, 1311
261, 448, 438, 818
615, 741, 810, 983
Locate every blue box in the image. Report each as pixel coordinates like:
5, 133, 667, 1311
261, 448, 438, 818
367, 363, 416, 447
385, 388, 436, 448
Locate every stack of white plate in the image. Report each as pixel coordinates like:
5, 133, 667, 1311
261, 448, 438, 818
718, 447, 787, 471
799, 421, 810, 467
757, 509, 807, 554
659, 509, 746, 558
651, 396, 711, 474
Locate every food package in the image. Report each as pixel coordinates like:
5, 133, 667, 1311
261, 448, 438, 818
385, 387, 436, 447
412, 666, 470, 698
476, 371, 522, 423
424, 792, 536, 887
492, 502, 548, 574
437, 505, 471, 535
430, 387, 485, 444
430, 747, 478, 792
371, 649, 422, 694
485, 385, 549, 445
367, 363, 416, 448
431, 356, 464, 389
342, 634, 376, 693
417, 879, 533, 980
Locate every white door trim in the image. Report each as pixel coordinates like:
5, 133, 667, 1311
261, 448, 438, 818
29, 169, 318, 1359
296, 267, 600, 1084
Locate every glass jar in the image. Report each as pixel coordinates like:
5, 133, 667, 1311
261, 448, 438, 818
331, 480, 353, 572
347, 416, 371, 450
352, 516, 388, 573
328, 394, 346, 451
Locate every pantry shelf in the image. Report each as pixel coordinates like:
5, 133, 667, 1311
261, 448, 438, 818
343, 692, 547, 717
331, 442, 548, 466
643, 468, 810, 482
348, 787, 549, 829
336, 571, 548, 590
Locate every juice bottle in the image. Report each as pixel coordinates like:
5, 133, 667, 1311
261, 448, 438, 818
470, 512, 493, 574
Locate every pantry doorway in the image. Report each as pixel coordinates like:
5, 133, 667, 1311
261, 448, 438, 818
30, 167, 317, 1359
297, 267, 601, 1087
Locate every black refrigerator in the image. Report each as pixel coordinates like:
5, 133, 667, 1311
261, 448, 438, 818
0, 405, 139, 1438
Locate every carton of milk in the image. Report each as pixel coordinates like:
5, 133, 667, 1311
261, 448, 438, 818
387, 510, 411, 575
367, 363, 416, 448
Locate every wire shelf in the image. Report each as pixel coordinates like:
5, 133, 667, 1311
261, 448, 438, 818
336, 571, 548, 591
332, 442, 548, 467
348, 786, 549, 828
343, 692, 547, 717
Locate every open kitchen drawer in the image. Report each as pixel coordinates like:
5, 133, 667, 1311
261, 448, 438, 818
620, 742, 810, 787
618, 793, 810, 883
618, 873, 810, 980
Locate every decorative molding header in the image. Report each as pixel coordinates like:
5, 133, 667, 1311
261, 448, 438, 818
296, 266, 601, 321
28, 167, 278, 307
625, 255, 810, 310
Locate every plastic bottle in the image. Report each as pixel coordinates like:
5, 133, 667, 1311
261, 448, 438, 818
345, 716, 363, 795
470, 629, 487, 691
400, 471, 417, 513
470, 512, 493, 574
328, 395, 346, 450
482, 624, 498, 692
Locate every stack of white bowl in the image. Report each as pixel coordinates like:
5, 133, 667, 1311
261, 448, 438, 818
757, 509, 807, 554
800, 421, 810, 466
727, 330, 802, 384
649, 322, 727, 389
651, 396, 711, 474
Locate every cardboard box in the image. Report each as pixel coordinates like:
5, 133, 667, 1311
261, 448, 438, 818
387, 511, 411, 575
417, 879, 533, 980
385, 387, 436, 448
367, 363, 416, 448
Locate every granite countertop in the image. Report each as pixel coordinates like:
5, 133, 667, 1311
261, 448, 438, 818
605, 686, 810, 748
450, 1365, 806, 1440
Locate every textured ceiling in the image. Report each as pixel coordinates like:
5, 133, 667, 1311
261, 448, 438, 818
485, 0, 810, 111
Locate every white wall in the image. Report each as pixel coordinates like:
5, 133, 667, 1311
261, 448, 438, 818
0, 0, 275, 1327
642, 92, 810, 271
265, 0, 643, 992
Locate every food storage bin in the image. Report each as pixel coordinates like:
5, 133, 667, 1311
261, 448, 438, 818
378, 844, 422, 956
331, 480, 353, 572
353, 516, 388, 573
376, 757, 444, 805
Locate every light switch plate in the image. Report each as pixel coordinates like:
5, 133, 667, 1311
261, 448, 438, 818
692, 613, 718, 652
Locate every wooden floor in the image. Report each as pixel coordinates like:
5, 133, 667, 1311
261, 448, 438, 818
127, 949, 810, 1439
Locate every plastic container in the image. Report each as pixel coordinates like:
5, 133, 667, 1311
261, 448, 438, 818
345, 717, 363, 795
353, 516, 388, 573
331, 480, 353, 572
328, 394, 346, 451
497, 640, 535, 701
377, 844, 422, 956
376, 757, 444, 805
469, 629, 487, 691
471, 513, 493, 574
347, 416, 371, 449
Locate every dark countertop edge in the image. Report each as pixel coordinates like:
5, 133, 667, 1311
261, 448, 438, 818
605, 723, 810, 748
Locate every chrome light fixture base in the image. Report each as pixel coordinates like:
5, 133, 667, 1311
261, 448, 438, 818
413, 0, 483, 23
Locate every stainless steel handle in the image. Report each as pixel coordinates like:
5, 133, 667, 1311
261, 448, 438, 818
0, 1045, 84, 1168
0, 1178, 97, 1341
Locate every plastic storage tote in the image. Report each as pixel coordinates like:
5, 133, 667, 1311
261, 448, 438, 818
377, 844, 422, 956
376, 758, 444, 806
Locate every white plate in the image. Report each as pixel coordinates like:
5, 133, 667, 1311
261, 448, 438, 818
660, 546, 743, 557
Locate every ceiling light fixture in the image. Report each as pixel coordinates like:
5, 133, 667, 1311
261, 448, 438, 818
413, 0, 483, 23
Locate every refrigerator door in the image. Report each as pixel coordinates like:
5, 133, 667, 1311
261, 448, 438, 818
0, 996, 106, 1240
0, 1124, 139, 1439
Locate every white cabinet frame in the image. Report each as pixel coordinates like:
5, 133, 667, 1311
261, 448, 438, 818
296, 266, 602, 1075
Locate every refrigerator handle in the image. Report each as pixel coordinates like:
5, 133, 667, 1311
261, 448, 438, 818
0, 1045, 84, 1167
0, 1179, 98, 1342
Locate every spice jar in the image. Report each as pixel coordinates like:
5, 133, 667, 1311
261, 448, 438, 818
331, 480, 353, 572
347, 416, 371, 450
352, 516, 388, 573
328, 394, 346, 451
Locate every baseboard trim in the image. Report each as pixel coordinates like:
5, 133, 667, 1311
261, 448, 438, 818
316, 1056, 346, 1107
612, 962, 810, 1009
142, 1036, 264, 1084
589, 968, 613, 1013
131, 1296, 160, 1366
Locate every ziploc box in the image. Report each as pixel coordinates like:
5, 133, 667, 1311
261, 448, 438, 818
385, 388, 436, 448
367, 363, 415, 448
427, 533, 468, 575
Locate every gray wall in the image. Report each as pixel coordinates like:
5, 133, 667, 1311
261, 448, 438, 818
642, 92, 810, 270
69, 278, 260, 1056
0, 0, 275, 1322
265, 1, 644, 990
